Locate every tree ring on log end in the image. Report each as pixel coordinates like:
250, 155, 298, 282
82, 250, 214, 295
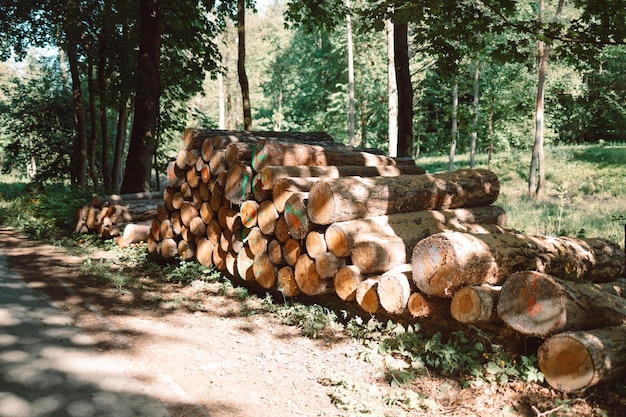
451, 287, 480, 322
307, 182, 334, 224
411, 238, 457, 297
538, 336, 593, 392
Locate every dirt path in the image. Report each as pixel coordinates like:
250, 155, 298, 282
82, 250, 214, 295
1, 226, 625, 417
0, 227, 396, 416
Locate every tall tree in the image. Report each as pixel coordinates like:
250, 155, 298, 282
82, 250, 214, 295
238, 0, 252, 130
120, 0, 161, 193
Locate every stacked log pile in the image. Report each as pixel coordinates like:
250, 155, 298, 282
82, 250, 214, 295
73, 192, 160, 245
147, 128, 626, 393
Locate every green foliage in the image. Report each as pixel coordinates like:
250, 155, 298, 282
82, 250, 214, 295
160, 260, 222, 285
277, 303, 343, 339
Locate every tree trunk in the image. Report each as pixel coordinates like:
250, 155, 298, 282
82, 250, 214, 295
386, 19, 398, 157
87, 60, 99, 191
470, 62, 479, 169
394, 21, 413, 158
98, 25, 111, 193
411, 231, 625, 297
449, 83, 458, 172
112, 99, 128, 192
497, 271, 626, 338
345, 0, 355, 146
66, 41, 88, 188
237, 0, 252, 130
259, 164, 425, 191
121, 0, 161, 193
538, 325, 626, 392
308, 169, 500, 225
324, 205, 509, 258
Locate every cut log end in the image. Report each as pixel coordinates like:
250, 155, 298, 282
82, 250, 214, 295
538, 335, 594, 392
307, 182, 334, 225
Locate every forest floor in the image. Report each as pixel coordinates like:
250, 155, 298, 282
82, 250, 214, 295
1, 226, 625, 417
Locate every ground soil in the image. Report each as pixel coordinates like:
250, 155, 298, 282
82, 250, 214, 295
1, 226, 625, 417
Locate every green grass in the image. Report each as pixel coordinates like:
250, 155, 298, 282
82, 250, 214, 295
417, 144, 626, 245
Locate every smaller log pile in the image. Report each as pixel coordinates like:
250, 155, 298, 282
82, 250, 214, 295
73, 192, 160, 245
147, 128, 626, 393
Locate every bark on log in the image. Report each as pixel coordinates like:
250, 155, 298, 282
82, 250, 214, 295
334, 265, 365, 301
252, 139, 412, 171
308, 169, 500, 225
538, 326, 626, 392
376, 265, 413, 315
259, 164, 426, 190
294, 254, 333, 296
497, 271, 626, 338
350, 236, 407, 275
253, 252, 277, 289
273, 178, 319, 213
411, 231, 625, 297
450, 285, 500, 324
277, 266, 300, 297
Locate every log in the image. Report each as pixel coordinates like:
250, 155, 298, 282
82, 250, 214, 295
305, 231, 327, 259
240, 200, 259, 228
282, 238, 302, 267
315, 252, 346, 279
166, 161, 185, 188
200, 202, 214, 224
450, 285, 500, 324
247, 227, 268, 256
274, 216, 291, 243
257, 200, 279, 235
411, 231, 625, 297
350, 236, 407, 275
92, 191, 162, 206
259, 164, 426, 190
253, 252, 277, 290
267, 239, 286, 265
324, 206, 508, 257
407, 292, 451, 319
356, 278, 380, 314
208, 149, 228, 176
294, 254, 333, 296
178, 240, 196, 261
225, 142, 255, 166
308, 169, 500, 225
497, 271, 626, 338
251, 173, 271, 201
283, 193, 312, 240
189, 216, 207, 236
196, 238, 215, 266
212, 241, 227, 271
224, 162, 253, 204
206, 219, 221, 246
272, 177, 319, 212
333, 265, 365, 301
277, 266, 300, 297
201, 137, 213, 161
179, 202, 199, 226
251, 139, 412, 171
236, 247, 255, 281
160, 238, 178, 259
376, 265, 413, 315
538, 326, 626, 392
117, 223, 152, 247
175, 148, 189, 170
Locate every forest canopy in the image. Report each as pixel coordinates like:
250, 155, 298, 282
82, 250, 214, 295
0, 0, 624, 194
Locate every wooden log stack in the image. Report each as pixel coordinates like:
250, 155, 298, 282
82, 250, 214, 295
147, 128, 626, 393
